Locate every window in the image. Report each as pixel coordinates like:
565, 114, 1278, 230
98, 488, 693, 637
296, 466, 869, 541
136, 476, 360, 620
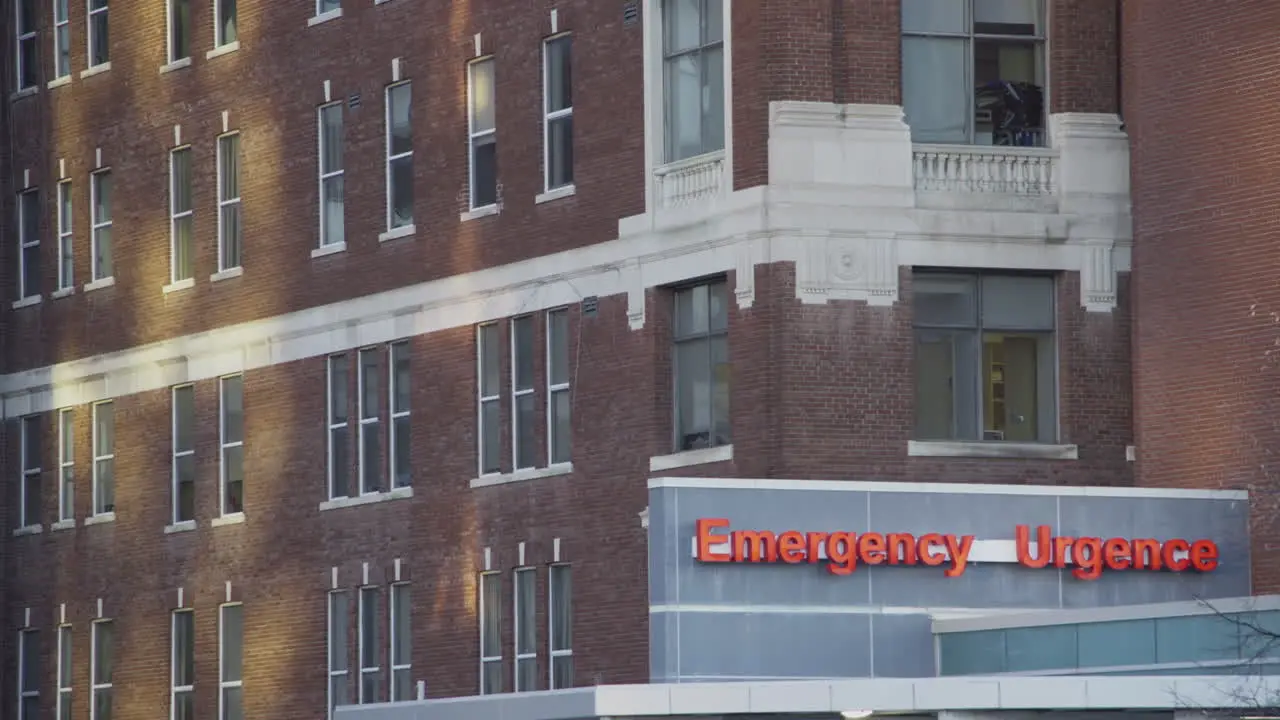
170, 147, 194, 283
358, 586, 380, 703
16, 0, 38, 91
546, 309, 571, 465
92, 401, 114, 515
548, 564, 572, 689
467, 58, 497, 209
513, 568, 536, 691
318, 103, 344, 247
167, 0, 190, 63
328, 590, 350, 716
219, 604, 243, 720
172, 385, 195, 523
358, 349, 381, 494
214, 0, 237, 47
57, 624, 72, 720
317, 0, 340, 15
18, 627, 39, 720
661, 0, 724, 163
476, 323, 500, 475
389, 583, 411, 701
672, 279, 730, 451
384, 82, 413, 230
57, 409, 74, 522
219, 375, 244, 515
913, 272, 1057, 442
19, 414, 41, 528
18, 188, 40, 300
542, 35, 573, 191
91, 619, 114, 720
90, 169, 112, 281
56, 180, 73, 290
171, 609, 194, 720
389, 342, 410, 489
87, 0, 108, 68
479, 572, 502, 694
511, 316, 535, 470
901, 0, 1046, 146
217, 133, 242, 271
327, 354, 352, 499
53, 0, 70, 79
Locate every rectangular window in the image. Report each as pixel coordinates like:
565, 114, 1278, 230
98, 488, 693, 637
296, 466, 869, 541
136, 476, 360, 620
513, 568, 537, 691
56, 180, 73, 290
319, 103, 345, 247
91, 619, 114, 720
171, 609, 195, 720
327, 590, 350, 716
901, 0, 1046, 146
53, 0, 71, 79
673, 279, 730, 451
546, 309, 571, 465
467, 58, 497, 209
172, 385, 195, 523
511, 315, 535, 470
214, 0, 237, 47
479, 572, 502, 694
167, 0, 190, 63
476, 323, 500, 476
90, 169, 113, 281
87, 0, 108, 68
358, 586, 380, 703
217, 133, 242, 271
18, 188, 40, 299
91, 401, 114, 515
661, 0, 725, 162
542, 35, 573, 191
317, 0, 340, 15
219, 375, 244, 515
389, 583, 411, 701
19, 414, 41, 528
219, 604, 243, 720
18, 627, 38, 720
913, 272, 1057, 442
549, 564, 573, 689
357, 348, 382, 494
327, 355, 351, 499
389, 342, 411, 489
16, 0, 38, 90
57, 624, 72, 720
57, 408, 74, 522
170, 146, 194, 283
385, 82, 413, 230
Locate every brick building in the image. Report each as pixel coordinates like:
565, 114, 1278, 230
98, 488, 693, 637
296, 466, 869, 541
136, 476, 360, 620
0, 1, 1136, 719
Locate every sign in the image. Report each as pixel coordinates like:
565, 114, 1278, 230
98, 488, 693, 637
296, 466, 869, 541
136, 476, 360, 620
692, 518, 1220, 580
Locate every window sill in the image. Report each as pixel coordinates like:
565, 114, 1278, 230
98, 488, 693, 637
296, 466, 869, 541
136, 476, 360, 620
12, 295, 42, 309
165, 520, 197, 534
308, 8, 343, 25
13, 524, 43, 537
211, 513, 245, 527
312, 241, 347, 258
906, 440, 1079, 460
51, 286, 75, 299
535, 185, 576, 205
206, 41, 240, 60
460, 205, 499, 223
470, 463, 573, 489
47, 75, 71, 90
379, 225, 416, 243
163, 278, 195, 294
51, 518, 76, 532
159, 57, 192, 74
374, 0, 396, 4
211, 267, 243, 283
84, 512, 116, 526
80, 62, 111, 79
10, 86, 39, 101
319, 486, 413, 511
649, 445, 734, 472
84, 276, 115, 292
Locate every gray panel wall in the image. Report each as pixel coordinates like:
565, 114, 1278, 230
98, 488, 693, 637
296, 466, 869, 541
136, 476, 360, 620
647, 484, 1250, 683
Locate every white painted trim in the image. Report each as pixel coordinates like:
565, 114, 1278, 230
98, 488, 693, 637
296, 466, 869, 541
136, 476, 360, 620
649, 445, 733, 472
211, 512, 245, 527
165, 520, 197, 534
84, 512, 115, 526
378, 225, 415, 243
83, 276, 114, 292
308, 8, 342, 26
47, 76, 71, 90
535, 185, 576, 205
79, 62, 110, 79
159, 58, 191, 75
907, 440, 1078, 460
470, 463, 573, 489
319, 486, 413, 511
647, 476, 1247, 501
50, 519, 76, 532
461, 205, 499, 223
210, 267, 243, 283
1126, 444, 1136, 461
13, 524, 43, 536
163, 279, 195, 295
312, 242, 347, 259
12, 295, 42, 309
205, 41, 239, 60
51, 287, 75, 300
932, 594, 1280, 634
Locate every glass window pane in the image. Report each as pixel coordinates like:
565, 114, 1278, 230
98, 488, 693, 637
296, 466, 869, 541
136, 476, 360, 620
331, 426, 350, 498
21, 630, 40, 690
392, 668, 412, 701
219, 0, 238, 43
360, 589, 379, 667
516, 570, 536, 654
482, 660, 503, 694
174, 611, 195, 685
21, 191, 39, 241
469, 60, 495, 132
939, 629, 1005, 675
902, 37, 969, 143
173, 692, 193, 720
18, 0, 37, 32
330, 591, 349, 671
22, 416, 41, 469
359, 350, 379, 419
1077, 619, 1155, 668
676, 339, 711, 450
219, 136, 240, 200
94, 622, 114, 683
172, 149, 192, 213
471, 135, 497, 208
95, 459, 115, 512
171, 0, 190, 59
914, 274, 977, 327
546, 37, 572, 112
59, 626, 73, 682
551, 655, 573, 689
550, 390, 571, 464
663, 0, 702, 53
392, 585, 411, 664
974, 0, 1040, 35
90, 14, 109, 66
56, 26, 71, 76
981, 275, 1054, 330
1005, 625, 1076, 672
517, 657, 538, 691
902, 0, 967, 33
711, 335, 730, 445
481, 401, 500, 473
388, 84, 412, 157
548, 115, 574, 189
322, 105, 344, 173
361, 671, 381, 703
174, 386, 194, 452
1154, 615, 1240, 664
93, 173, 112, 222
675, 285, 710, 336
60, 411, 74, 463
481, 574, 501, 656
222, 445, 244, 512
329, 676, 349, 708
701, 46, 725, 154
95, 403, 114, 455
94, 690, 112, 720
548, 310, 569, 385
95, 225, 113, 278
173, 215, 194, 281
59, 184, 72, 232
390, 155, 414, 228
322, 175, 345, 245
21, 244, 40, 296
392, 416, 410, 487
221, 605, 243, 681
361, 424, 381, 493
551, 566, 571, 651
914, 329, 979, 440
479, 325, 499, 397
222, 686, 242, 720
981, 332, 1043, 442
664, 53, 703, 161
392, 344, 410, 413
221, 376, 244, 443
329, 356, 349, 423
176, 455, 195, 521
513, 316, 534, 390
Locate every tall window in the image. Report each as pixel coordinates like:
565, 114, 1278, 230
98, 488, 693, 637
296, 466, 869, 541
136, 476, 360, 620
476, 323, 500, 475
92, 401, 115, 515
18, 188, 40, 300
357, 349, 381, 494
327, 590, 350, 716
389, 342, 411, 489
57, 408, 74, 522
546, 309, 571, 465
389, 583, 412, 701
217, 133, 242, 271
319, 103, 345, 247
90, 169, 112, 281
511, 316, 536, 470
16, 0, 38, 90
467, 58, 497, 210
513, 568, 537, 691
87, 0, 108, 68
542, 35, 573, 192
167, 0, 190, 63
673, 279, 730, 451
170, 146, 194, 283
358, 586, 380, 703
479, 572, 502, 694
913, 272, 1057, 442
219, 604, 243, 720
57, 624, 72, 720
385, 82, 413, 230
327, 355, 351, 499
19, 414, 41, 528
901, 0, 1046, 146
214, 0, 237, 47
56, 180, 73, 290
172, 385, 196, 523
219, 375, 245, 515
662, 0, 724, 163
53, 0, 71, 79
91, 619, 114, 720
18, 627, 39, 720
171, 609, 195, 720
549, 564, 573, 689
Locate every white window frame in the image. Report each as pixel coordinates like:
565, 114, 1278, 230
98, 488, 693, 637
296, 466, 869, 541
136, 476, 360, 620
16, 0, 38, 91
89, 168, 112, 281
53, 0, 71, 80
466, 57, 497, 211
218, 374, 244, 516
165, 0, 189, 63
384, 81, 413, 232
17, 188, 40, 300
86, 0, 108, 69
218, 603, 243, 720
213, 0, 237, 48
171, 384, 195, 524
327, 354, 351, 500
510, 316, 535, 471
56, 624, 72, 720
169, 146, 194, 283
546, 308, 571, 466
216, 132, 242, 272
388, 341, 410, 490
327, 589, 350, 718
171, 609, 194, 720
478, 571, 502, 695
318, 102, 344, 247
357, 348, 381, 495
90, 618, 113, 720
477, 323, 500, 476
513, 567, 536, 692
56, 179, 73, 290
91, 400, 114, 516
358, 586, 380, 704
548, 563, 572, 689
19, 414, 42, 529
541, 34, 573, 193
57, 408, 74, 522
18, 627, 39, 720
389, 582, 411, 701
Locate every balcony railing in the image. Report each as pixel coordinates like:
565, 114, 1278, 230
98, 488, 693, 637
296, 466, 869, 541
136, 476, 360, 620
653, 150, 725, 210
913, 144, 1057, 197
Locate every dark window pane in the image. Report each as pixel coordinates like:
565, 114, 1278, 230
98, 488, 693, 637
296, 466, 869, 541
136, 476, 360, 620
221, 376, 244, 442
481, 574, 501, 656
479, 325, 500, 397
329, 591, 349, 671
218, 0, 238, 44
171, 0, 190, 59
172, 215, 194, 281
173, 611, 195, 685
391, 585, 411, 665
480, 401, 500, 473
547, 116, 574, 189
360, 588, 379, 667
176, 455, 195, 521
550, 390, 571, 464
389, 156, 413, 229
21, 244, 40, 297
359, 349, 380, 419
392, 343, 410, 413
220, 605, 243, 681
172, 149, 192, 213
361, 423, 382, 493
516, 571, 536, 654
331, 426, 350, 498
321, 105, 344, 174
392, 416, 410, 487
329, 356, 349, 423
388, 84, 412, 156
19, 39, 38, 89
513, 316, 534, 390
515, 393, 536, 469
551, 566, 572, 651
90, 13, 109, 66
174, 386, 194, 451
222, 445, 244, 513
471, 135, 497, 208
546, 37, 572, 111
21, 630, 40, 691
